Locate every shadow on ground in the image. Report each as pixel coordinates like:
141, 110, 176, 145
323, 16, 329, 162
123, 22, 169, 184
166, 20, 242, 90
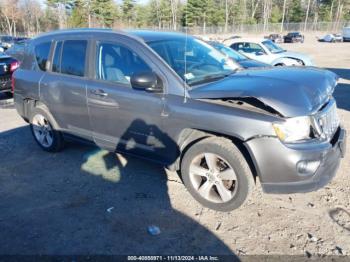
333, 82, 350, 111
0, 126, 236, 256
327, 68, 350, 112
327, 68, 350, 80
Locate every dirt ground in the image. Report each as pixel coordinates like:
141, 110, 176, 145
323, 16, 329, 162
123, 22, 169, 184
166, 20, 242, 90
0, 36, 349, 259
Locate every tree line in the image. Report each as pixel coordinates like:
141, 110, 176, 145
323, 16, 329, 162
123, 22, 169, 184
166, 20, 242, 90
0, 0, 349, 36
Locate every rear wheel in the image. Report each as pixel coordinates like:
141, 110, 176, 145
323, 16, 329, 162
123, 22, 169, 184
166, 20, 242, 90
181, 137, 253, 211
30, 107, 64, 152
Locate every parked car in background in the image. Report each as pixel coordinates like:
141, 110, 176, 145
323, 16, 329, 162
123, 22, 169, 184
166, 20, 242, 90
0, 54, 19, 95
230, 38, 312, 66
0, 36, 30, 49
343, 27, 350, 42
318, 34, 343, 43
208, 41, 269, 68
13, 29, 346, 211
283, 32, 304, 43
0, 35, 15, 49
5, 40, 28, 62
265, 34, 283, 43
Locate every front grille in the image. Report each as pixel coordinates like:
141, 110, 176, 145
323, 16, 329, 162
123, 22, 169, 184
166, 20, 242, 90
315, 99, 339, 140
0, 75, 11, 83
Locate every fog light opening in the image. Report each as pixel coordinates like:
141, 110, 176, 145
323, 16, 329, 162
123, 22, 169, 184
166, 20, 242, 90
296, 160, 321, 177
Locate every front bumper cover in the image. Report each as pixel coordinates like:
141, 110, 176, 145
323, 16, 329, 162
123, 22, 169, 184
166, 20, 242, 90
0, 75, 11, 92
245, 127, 346, 194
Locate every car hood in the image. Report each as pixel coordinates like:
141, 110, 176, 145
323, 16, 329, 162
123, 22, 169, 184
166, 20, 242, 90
239, 59, 270, 68
190, 67, 338, 117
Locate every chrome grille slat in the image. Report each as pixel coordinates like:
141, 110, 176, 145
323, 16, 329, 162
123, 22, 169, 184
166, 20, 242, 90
316, 99, 339, 140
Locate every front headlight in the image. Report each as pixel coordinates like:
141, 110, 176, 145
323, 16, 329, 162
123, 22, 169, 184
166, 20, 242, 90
273, 116, 312, 143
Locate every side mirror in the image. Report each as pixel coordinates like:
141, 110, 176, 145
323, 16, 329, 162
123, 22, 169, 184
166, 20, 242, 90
130, 72, 163, 93
255, 51, 264, 56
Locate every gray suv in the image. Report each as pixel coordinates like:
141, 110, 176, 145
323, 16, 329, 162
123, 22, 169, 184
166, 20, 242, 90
13, 29, 346, 211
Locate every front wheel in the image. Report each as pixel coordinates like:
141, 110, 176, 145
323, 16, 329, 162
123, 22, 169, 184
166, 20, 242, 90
181, 137, 253, 212
30, 107, 64, 152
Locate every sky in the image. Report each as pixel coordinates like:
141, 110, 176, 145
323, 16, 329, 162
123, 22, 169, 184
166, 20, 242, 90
38, 0, 150, 4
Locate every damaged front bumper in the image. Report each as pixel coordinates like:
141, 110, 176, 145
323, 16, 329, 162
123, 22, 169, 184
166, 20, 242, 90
245, 127, 346, 194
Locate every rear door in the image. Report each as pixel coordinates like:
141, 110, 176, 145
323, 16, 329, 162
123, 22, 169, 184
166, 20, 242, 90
40, 38, 92, 140
86, 39, 168, 162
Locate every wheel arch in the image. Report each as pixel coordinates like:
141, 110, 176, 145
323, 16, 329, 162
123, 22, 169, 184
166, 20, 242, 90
23, 98, 60, 130
272, 57, 298, 66
171, 128, 258, 182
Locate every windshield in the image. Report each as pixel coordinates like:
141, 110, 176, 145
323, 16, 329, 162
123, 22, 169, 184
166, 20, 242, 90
148, 37, 239, 86
262, 40, 285, 54
212, 44, 247, 62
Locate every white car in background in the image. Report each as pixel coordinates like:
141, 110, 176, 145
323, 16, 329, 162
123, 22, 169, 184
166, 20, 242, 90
343, 27, 350, 42
318, 33, 343, 42
229, 38, 313, 66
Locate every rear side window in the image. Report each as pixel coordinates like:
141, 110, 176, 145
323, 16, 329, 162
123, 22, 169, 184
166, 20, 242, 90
35, 42, 51, 71
60, 40, 87, 77
52, 41, 62, 73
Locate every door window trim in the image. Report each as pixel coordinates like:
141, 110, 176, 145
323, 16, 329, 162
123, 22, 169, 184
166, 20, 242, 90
90, 38, 168, 94
47, 38, 91, 79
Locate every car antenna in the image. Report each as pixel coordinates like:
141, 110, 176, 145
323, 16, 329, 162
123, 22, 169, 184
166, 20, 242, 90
183, 8, 188, 103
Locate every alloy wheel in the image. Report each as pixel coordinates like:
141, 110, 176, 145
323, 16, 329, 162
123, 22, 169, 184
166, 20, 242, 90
32, 114, 54, 148
189, 153, 238, 203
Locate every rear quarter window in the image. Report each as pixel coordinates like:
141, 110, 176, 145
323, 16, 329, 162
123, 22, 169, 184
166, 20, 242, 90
34, 42, 51, 71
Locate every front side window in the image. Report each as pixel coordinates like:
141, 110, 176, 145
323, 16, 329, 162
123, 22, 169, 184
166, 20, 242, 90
262, 40, 285, 54
148, 37, 238, 86
215, 44, 247, 61
34, 42, 51, 71
60, 40, 87, 77
243, 43, 265, 54
96, 42, 152, 85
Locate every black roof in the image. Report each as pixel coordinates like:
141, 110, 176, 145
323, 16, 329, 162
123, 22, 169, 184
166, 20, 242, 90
34, 29, 191, 44
127, 30, 190, 42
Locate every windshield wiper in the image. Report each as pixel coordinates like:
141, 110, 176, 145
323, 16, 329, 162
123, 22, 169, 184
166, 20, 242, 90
189, 72, 235, 86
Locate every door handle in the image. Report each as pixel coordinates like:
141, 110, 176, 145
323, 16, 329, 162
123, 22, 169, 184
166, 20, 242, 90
91, 89, 108, 97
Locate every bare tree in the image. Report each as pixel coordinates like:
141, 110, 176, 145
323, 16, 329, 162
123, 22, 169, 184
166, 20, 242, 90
304, 0, 312, 31
0, 0, 20, 35
262, 0, 271, 31
251, 0, 261, 20
20, 0, 42, 35
281, 0, 287, 31
170, 0, 179, 30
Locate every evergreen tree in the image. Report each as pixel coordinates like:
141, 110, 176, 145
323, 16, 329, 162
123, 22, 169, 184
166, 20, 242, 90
68, 0, 88, 27
122, 0, 135, 27
288, 0, 304, 22
91, 0, 118, 27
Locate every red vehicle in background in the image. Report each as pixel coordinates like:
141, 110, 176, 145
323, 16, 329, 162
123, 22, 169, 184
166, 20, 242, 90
0, 54, 19, 96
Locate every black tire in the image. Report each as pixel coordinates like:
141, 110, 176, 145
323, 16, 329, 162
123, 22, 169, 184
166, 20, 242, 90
5, 91, 13, 98
181, 137, 253, 212
29, 106, 65, 152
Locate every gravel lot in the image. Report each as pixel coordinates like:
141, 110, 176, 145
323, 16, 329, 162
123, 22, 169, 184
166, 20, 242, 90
0, 38, 349, 258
